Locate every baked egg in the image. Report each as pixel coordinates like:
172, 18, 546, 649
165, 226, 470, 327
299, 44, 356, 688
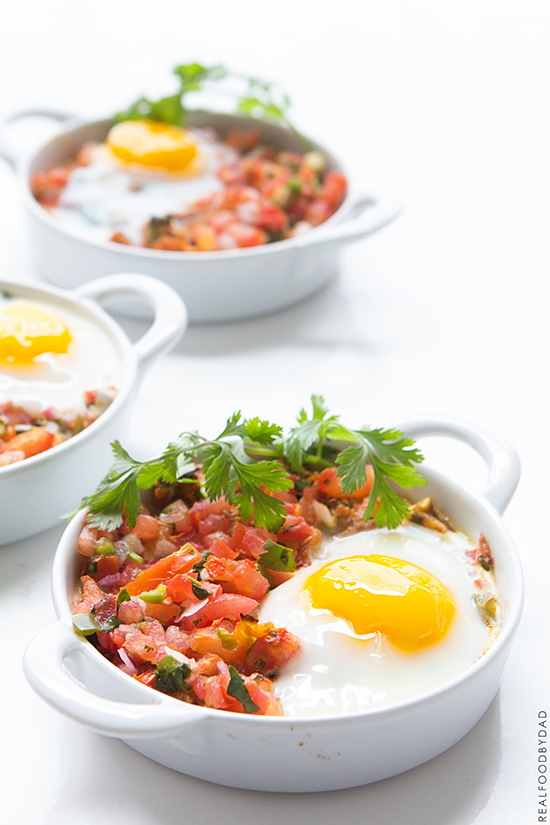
258, 524, 496, 716
0, 295, 121, 413
52, 122, 239, 244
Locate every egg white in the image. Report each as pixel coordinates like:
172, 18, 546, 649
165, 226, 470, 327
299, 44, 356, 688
52, 128, 239, 245
0, 298, 122, 413
258, 524, 491, 717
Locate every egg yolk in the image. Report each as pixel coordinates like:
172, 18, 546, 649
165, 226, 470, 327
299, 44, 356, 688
0, 301, 72, 364
106, 120, 198, 172
307, 555, 455, 651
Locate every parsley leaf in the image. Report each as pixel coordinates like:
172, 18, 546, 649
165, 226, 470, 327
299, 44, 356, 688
226, 666, 260, 713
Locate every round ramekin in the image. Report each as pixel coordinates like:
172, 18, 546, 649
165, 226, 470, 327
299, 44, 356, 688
0, 274, 187, 545
0, 109, 400, 323
23, 419, 523, 792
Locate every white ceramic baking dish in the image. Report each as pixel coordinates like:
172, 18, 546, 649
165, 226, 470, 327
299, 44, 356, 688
0, 109, 400, 323
0, 273, 187, 545
23, 418, 523, 792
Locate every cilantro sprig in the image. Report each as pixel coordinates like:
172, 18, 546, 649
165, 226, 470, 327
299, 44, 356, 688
286, 396, 427, 529
114, 62, 308, 144
71, 414, 291, 533
69, 398, 425, 534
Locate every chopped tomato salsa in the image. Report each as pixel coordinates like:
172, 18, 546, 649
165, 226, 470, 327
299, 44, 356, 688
0, 389, 117, 468
71, 466, 382, 715
31, 129, 347, 252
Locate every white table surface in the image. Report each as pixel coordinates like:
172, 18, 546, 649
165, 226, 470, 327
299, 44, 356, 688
1, 2, 549, 822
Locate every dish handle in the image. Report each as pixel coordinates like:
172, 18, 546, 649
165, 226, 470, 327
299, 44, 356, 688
23, 620, 208, 738
294, 193, 401, 250
0, 108, 78, 169
73, 273, 188, 375
393, 418, 520, 515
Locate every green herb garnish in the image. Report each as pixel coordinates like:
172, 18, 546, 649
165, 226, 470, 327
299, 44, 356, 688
117, 587, 131, 604
68, 397, 425, 534
258, 540, 297, 573
155, 655, 192, 694
227, 665, 260, 713
114, 62, 309, 145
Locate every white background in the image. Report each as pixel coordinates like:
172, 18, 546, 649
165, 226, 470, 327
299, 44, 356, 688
0, 1, 549, 822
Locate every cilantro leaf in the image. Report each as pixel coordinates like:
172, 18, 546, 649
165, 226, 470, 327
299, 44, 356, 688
67, 398, 426, 535
216, 412, 246, 440
335, 427, 426, 528
78, 441, 142, 531
284, 394, 339, 471
155, 655, 192, 694
115, 94, 184, 126
112, 62, 309, 148
244, 417, 283, 445
226, 666, 260, 713
258, 540, 296, 572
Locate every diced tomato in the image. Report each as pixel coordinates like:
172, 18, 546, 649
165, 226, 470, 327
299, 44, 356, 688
226, 221, 268, 248
195, 652, 224, 676
123, 622, 165, 664
30, 168, 70, 205
192, 672, 238, 711
208, 210, 238, 232
243, 628, 302, 677
93, 594, 118, 629
142, 602, 180, 625
231, 523, 275, 559
232, 561, 269, 600
94, 554, 120, 581
225, 129, 260, 152
179, 593, 258, 630
134, 668, 157, 688
204, 555, 236, 583
77, 526, 98, 557
256, 200, 288, 232
163, 573, 193, 603
192, 223, 218, 251
80, 575, 104, 606
204, 556, 269, 601
188, 625, 245, 666
277, 514, 313, 543
159, 500, 192, 534
305, 199, 333, 227
119, 557, 142, 587
125, 544, 199, 596
316, 465, 375, 499
203, 534, 238, 559
151, 235, 192, 251
320, 170, 347, 208
197, 512, 232, 541
0, 427, 54, 458
245, 676, 283, 716
216, 164, 245, 185
133, 514, 160, 541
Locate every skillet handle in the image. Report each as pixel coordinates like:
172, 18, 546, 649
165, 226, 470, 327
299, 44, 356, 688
0, 108, 77, 169
73, 273, 188, 375
295, 193, 401, 250
394, 418, 520, 515
23, 620, 207, 738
